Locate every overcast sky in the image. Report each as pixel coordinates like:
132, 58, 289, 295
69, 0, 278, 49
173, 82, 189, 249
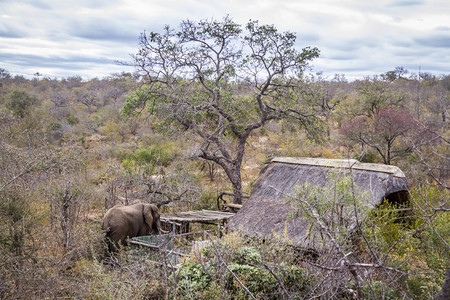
1, 0, 449, 80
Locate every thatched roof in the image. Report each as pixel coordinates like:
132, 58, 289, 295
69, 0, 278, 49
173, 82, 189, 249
229, 157, 409, 247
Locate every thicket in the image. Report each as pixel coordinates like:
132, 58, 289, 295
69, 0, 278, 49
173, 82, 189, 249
0, 63, 448, 299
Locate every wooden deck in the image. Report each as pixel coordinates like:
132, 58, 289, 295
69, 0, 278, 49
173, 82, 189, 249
161, 210, 235, 235
161, 210, 235, 223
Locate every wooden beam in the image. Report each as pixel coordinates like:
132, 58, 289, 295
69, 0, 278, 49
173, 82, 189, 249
130, 240, 188, 257
224, 203, 243, 209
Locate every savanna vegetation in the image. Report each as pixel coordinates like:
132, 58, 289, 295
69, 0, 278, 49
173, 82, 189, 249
0, 16, 448, 299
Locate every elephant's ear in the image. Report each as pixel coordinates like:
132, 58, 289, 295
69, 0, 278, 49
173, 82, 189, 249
143, 204, 160, 232
143, 204, 153, 232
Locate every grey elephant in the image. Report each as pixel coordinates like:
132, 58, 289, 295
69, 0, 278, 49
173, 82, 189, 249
102, 203, 162, 252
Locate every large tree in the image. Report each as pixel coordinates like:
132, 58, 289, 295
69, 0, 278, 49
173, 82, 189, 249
123, 16, 320, 204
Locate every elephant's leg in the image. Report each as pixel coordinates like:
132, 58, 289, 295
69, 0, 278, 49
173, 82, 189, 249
109, 239, 120, 253
106, 231, 124, 253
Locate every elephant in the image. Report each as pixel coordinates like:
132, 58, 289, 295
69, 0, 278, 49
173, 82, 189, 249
102, 203, 162, 252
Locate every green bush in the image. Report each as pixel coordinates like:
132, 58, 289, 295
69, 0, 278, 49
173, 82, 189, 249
201, 282, 225, 300
47, 122, 62, 131
279, 263, 312, 291
362, 185, 449, 299
98, 119, 126, 141
66, 115, 79, 125
172, 261, 212, 298
196, 190, 218, 210
135, 145, 172, 166
0, 191, 39, 257
405, 274, 441, 300
227, 263, 277, 296
233, 246, 262, 264
356, 150, 378, 163
361, 280, 400, 299
5, 90, 38, 118
409, 185, 450, 292
121, 144, 175, 175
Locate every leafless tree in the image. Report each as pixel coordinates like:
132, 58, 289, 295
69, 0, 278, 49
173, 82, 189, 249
341, 107, 417, 165
49, 182, 87, 250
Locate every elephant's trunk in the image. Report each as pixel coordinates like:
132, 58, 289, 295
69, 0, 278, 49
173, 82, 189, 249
155, 220, 170, 234
154, 219, 163, 235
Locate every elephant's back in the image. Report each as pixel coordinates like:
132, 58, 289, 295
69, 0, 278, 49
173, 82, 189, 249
103, 206, 130, 230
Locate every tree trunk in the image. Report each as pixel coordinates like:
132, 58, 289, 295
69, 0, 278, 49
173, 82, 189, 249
230, 164, 243, 205
232, 179, 243, 205
230, 139, 247, 205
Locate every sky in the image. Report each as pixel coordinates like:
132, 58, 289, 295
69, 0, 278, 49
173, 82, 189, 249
1, 0, 449, 80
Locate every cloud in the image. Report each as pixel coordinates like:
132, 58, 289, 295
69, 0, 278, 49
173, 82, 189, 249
68, 18, 138, 43
0, 24, 25, 38
0, 51, 133, 78
414, 31, 450, 48
0, 0, 449, 79
388, 0, 424, 7
0, 52, 115, 69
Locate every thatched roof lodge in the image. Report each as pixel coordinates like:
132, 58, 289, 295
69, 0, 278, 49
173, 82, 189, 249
229, 157, 409, 247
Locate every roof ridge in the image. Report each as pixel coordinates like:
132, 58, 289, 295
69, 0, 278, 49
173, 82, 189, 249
271, 157, 405, 178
